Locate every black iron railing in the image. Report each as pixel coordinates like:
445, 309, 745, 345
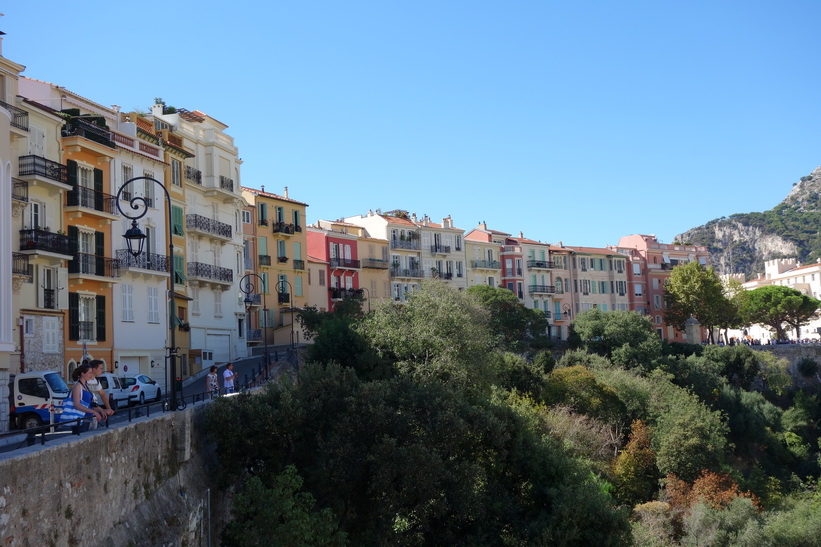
19, 155, 68, 184
219, 175, 234, 192
390, 240, 420, 250
244, 294, 262, 306
277, 256, 288, 263
329, 258, 360, 269
431, 244, 451, 254
12, 178, 28, 202
43, 288, 56, 309
116, 249, 169, 273
66, 186, 119, 215
504, 268, 523, 277
293, 259, 305, 270
361, 258, 389, 269
78, 321, 95, 340
330, 288, 359, 299
278, 292, 290, 304
69, 253, 120, 278
258, 218, 269, 226
247, 329, 262, 341
259, 255, 272, 266
0, 100, 29, 130
19, 229, 73, 255
185, 165, 202, 185
471, 260, 500, 269
390, 267, 424, 278
62, 118, 115, 148
272, 222, 295, 235
186, 214, 232, 239
527, 260, 554, 269
187, 262, 234, 283
12, 253, 29, 276
528, 285, 556, 294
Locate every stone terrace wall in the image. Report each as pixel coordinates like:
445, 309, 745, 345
0, 403, 229, 546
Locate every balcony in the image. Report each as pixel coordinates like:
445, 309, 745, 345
529, 285, 556, 294
43, 288, 57, 310
247, 329, 262, 342
187, 262, 234, 286
259, 255, 272, 266
0, 99, 29, 131
429, 271, 454, 280
390, 267, 424, 278
115, 249, 169, 274
12, 178, 28, 202
430, 244, 451, 254
272, 221, 295, 235
62, 118, 116, 154
277, 292, 291, 305
19, 229, 73, 257
391, 239, 421, 251
66, 186, 119, 220
330, 288, 359, 300
12, 252, 30, 277
504, 268, 523, 277
471, 260, 500, 269
527, 260, 554, 269
244, 293, 262, 307
293, 259, 305, 270
219, 175, 234, 192
277, 256, 288, 264
186, 214, 232, 240
68, 253, 120, 279
258, 218, 269, 227
361, 258, 389, 269
185, 166, 202, 185
18, 155, 71, 191
329, 258, 360, 269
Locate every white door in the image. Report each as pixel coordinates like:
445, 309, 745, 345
206, 333, 231, 365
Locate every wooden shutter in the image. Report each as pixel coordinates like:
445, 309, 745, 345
95, 232, 105, 275
67, 160, 78, 186
96, 295, 106, 341
68, 225, 79, 255
69, 292, 79, 340
93, 168, 104, 210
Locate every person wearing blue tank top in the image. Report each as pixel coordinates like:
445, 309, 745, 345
60, 363, 105, 432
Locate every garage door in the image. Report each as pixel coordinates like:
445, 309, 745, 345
119, 356, 142, 376
206, 333, 231, 365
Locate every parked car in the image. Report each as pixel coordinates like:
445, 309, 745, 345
122, 375, 162, 406
94, 373, 131, 410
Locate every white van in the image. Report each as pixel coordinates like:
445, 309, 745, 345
8, 371, 69, 429
94, 373, 131, 410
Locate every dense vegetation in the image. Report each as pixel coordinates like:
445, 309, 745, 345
207, 281, 821, 546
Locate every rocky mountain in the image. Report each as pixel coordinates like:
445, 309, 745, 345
674, 166, 821, 278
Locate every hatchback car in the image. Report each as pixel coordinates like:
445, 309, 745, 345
122, 374, 162, 405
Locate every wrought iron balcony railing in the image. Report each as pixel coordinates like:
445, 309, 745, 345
43, 288, 56, 310
293, 259, 305, 270
272, 222, 295, 235
19, 229, 73, 255
78, 321, 95, 340
69, 253, 120, 278
244, 294, 262, 306
471, 260, 500, 269
247, 329, 262, 341
259, 255, 272, 266
186, 214, 232, 239
329, 288, 359, 299
116, 249, 169, 273
390, 267, 424, 278
390, 239, 420, 250
258, 218, 269, 226
187, 262, 234, 283
329, 258, 360, 269
504, 268, 523, 277
66, 186, 119, 215
277, 256, 288, 263
12, 178, 28, 202
0, 100, 29, 131
12, 253, 30, 276
361, 258, 389, 269
185, 165, 202, 185
219, 175, 234, 192
527, 260, 554, 269
430, 244, 451, 254
62, 118, 115, 148
528, 285, 556, 294
19, 155, 68, 184
277, 292, 290, 305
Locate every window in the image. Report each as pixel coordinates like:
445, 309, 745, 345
319, 270, 326, 286
172, 205, 184, 236
652, 278, 659, 290
276, 206, 285, 223
121, 164, 133, 195
633, 263, 641, 276
148, 286, 160, 323
69, 293, 104, 341
258, 203, 268, 224
238, 317, 244, 338
28, 200, 44, 230
214, 290, 222, 316
43, 317, 59, 354
634, 283, 643, 297
122, 284, 134, 321
174, 254, 187, 285
242, 210, 251, 224
656, 315, 662, 325
191, 286, 200, 315
654, 295, 662, 309
580, 258, 588, 271
78, 165, 93, 189
295, 276, 303, 296
143, 172, 155, 207
293, 209, 301, 229
23, 316, 35, 336
171, 159, 182, 187
277, 240, 287, 259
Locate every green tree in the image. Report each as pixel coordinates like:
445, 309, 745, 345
613, 420, 659, 506
466, 284, 550, 351
543, 365, 627, 424
568, 309, 663, 370
743, 285, 821, 339
664, 261, 728, 343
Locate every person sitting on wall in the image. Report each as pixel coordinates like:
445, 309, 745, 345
60, 363, 106, 433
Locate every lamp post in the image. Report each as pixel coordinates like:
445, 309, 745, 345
239, 273, 270, 374
276, 279, 295, 348
117, 176, 179, 410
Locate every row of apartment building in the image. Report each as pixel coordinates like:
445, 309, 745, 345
0, 35, 713, 431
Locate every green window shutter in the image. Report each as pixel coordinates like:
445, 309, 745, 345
293, 242, 301, 260
96, 295, 106, 341
69, 293, 80, 340
259, 237, 268, 255
295, 276, 303, 296
174, 254, 187, 284
172, 206, 184, 236
95, 231, 105, 275
67, 160, 78, 186
262, 272, 269, 293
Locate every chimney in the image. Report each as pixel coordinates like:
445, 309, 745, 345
284, 186, 289, 198
261, 185, 265, 193
519, 231, 524, 238
443, 216, 452, 228
411, 213, 417, 223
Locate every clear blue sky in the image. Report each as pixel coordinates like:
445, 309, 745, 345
4, 1, 820, 248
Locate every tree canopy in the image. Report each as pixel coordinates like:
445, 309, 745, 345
743, 285, 820, 339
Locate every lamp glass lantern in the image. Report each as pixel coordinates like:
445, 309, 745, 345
124, 220, 146, 258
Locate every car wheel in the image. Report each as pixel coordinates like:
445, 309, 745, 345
139, 392, 146, 405
155, 388, 161, 402
22, 413, 43, 430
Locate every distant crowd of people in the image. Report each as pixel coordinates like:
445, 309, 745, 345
725, 337, 821, 346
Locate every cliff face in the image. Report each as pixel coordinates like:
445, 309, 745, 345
675, 166, 821, 277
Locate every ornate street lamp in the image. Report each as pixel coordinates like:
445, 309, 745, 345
239, 273, 270, 374
276, 279, 295, 348
117, 176, 180, 410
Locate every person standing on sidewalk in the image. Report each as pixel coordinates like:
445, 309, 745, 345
223, 362, 238, 394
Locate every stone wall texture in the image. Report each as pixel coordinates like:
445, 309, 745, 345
0, 403, 228, 546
